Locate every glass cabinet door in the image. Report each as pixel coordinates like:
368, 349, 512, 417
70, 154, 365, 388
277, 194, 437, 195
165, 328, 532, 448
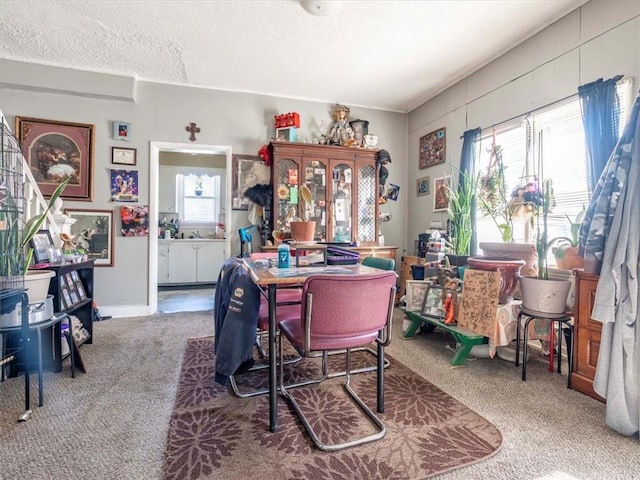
357, 162, 377, 244
301, 159, 327, 241
273, 156, 300, 234
330, 161, 353, 243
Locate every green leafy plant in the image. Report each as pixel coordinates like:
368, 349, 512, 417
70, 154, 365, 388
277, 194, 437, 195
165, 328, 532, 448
1, 178, 69, 277
445, 166, 479, 256
478, 142, 515, 243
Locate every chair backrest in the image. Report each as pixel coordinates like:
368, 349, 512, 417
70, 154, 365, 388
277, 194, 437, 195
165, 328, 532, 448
301, 272, 397, 350
361, 256, 395, 271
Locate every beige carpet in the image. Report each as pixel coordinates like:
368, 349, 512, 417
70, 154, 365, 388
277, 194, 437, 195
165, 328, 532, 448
163, 337, 503, 480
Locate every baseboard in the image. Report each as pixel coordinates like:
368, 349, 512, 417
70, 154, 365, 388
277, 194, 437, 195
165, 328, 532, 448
97, 304, 154, 319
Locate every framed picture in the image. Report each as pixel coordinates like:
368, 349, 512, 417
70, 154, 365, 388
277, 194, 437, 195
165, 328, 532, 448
111, 146, 137, 166
275, 126, 297, 142
405, 280, 431, 312
64, 273, 74, 289
113, 121, 131, 140
417, 176, 430, 196
433, 175, 451, 212
420, 284, 445, 320
419, 127, 446, 169
64, 209, 114, 267
110, 169, 139, 202
61, 286, 73, 310
15, 116, 95, 201
121, 205, 149, 237
231, 154, 270, 210
30, 229, 54, 264
69, 289, 80, 305
70, 270, 80, 282
385, 184, 400, 201
76, 281, 87, 301
48, 246, 63, 264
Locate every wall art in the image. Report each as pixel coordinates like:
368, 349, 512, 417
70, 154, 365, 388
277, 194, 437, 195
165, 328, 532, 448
15, 116, 95, 201
419, 127, 446, 169
417, 176, 430, 196
65, 209, 114, 266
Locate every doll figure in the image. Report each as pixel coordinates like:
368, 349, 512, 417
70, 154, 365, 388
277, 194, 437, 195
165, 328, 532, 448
441, 277, 460, 325
327, 105, 356, 146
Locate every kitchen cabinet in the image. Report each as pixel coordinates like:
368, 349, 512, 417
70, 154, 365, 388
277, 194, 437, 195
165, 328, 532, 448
158, 240, 225, 285
269, 142, 379, 245
570, 270, 605, 402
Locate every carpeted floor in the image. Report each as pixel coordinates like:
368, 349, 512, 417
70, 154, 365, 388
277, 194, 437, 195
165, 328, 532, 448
0, 309, 638, 479
164, 337, 503, 480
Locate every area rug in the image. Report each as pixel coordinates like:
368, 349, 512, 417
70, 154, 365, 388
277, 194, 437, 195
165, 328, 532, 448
163, 337, 503, 480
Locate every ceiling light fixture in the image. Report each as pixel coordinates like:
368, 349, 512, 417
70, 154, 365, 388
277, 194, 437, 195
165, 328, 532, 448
300, 0, 343, 16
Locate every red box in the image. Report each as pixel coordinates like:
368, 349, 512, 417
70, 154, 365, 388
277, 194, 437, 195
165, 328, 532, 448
275, 112, 300, 129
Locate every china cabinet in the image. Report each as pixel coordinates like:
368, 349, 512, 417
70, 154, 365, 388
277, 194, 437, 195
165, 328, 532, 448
269, 142, 379, 245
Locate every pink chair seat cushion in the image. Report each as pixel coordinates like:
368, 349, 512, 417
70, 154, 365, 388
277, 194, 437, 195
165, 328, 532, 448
258, 302, 301, 330
279, 318, 379, 351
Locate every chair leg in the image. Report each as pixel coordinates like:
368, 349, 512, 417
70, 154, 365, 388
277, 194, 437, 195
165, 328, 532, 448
280, 346, 386, 452
326, 345, 390, 379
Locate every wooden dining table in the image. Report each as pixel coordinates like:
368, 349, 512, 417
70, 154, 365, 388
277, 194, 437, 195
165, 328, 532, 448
241, 259, 388, 432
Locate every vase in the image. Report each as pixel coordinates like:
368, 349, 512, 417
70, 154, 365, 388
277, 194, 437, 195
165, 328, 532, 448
520, 276, 571, 317
554, 246, 584, 270
478, 242, 538, 277
289, 221, 316, 242
24, 270, 55, 304
467, 256, 525, 304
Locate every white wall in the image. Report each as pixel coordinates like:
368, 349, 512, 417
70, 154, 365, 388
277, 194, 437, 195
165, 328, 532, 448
406, 0, 639, 252
0, 70, 407, 314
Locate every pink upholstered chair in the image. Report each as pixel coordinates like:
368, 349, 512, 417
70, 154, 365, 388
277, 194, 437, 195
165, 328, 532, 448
278, 271, 396, 451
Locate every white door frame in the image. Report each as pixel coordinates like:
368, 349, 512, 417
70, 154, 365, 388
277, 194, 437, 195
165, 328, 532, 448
149, 141, 232, 313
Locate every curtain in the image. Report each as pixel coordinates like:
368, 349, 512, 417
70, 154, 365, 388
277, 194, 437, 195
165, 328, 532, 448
459, 127, 481, 256
578, 75, 623, 192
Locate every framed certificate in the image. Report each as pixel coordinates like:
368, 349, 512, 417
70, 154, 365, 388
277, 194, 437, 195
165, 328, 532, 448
112, 146, 137, 166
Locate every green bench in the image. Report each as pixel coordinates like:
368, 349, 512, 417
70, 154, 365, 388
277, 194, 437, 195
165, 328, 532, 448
402, 309, 487, 366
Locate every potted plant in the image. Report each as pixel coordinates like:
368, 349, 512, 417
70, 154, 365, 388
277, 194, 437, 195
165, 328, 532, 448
288, 183, 315, 242
1, 178, 69, 302
474, 139, 539, 278
444, 166, 479, 267
548, 206, 586, 270
520, 177, 572, 315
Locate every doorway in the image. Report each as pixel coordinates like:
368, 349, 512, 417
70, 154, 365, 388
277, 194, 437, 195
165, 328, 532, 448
149, 142, 232, 313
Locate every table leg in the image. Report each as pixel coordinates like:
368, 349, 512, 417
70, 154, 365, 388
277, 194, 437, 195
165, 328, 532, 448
37, 328, 44, 407
515, 311, 523, 367
268, 284, 277, 433
402, 312, 423, 338
449, 333, 485, 366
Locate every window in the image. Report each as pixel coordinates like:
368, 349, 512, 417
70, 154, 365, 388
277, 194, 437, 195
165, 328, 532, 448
175, 173, 221, 225
475, 79, 632, 258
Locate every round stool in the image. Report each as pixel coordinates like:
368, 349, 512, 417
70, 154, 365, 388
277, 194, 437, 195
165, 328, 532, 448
515, 308, 574, 388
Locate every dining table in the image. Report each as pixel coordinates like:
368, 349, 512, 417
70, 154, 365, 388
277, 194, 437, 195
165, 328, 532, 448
241, 259, 389, 432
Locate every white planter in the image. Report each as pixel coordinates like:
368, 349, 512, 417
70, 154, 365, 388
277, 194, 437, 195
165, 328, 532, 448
520, 276, 571, 316
24, 270, 55, 304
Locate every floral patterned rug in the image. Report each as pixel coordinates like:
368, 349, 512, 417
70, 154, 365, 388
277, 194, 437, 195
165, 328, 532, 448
163, 337, 502, 480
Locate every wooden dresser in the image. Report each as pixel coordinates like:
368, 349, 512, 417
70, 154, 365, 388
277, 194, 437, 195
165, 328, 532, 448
571, 270, 605, 402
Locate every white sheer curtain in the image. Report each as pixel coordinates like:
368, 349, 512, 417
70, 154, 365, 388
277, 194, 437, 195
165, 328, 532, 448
176, 173, 221, 224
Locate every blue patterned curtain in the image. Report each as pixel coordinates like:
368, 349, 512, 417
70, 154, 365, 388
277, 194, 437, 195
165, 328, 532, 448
459, 127, 481, 256
578, 75, 623, 192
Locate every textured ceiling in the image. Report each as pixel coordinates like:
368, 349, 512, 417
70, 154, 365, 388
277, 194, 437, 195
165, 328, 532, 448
0, 0, 586, 112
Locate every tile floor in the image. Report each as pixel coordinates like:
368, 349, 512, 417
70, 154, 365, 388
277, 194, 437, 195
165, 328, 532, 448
157, 287, 215, 313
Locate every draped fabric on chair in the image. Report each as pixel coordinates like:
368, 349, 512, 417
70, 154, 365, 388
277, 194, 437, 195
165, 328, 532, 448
458, 127, 482, 256
578, 75, 623, 192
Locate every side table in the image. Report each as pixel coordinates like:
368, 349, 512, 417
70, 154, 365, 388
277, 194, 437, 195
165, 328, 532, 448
516, 308, 574, 388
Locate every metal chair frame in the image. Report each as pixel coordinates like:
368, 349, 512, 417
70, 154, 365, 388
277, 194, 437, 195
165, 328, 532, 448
278, 276, 395, 452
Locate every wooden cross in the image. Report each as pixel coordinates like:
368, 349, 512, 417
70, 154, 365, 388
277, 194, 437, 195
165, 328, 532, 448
185, 122, 200, 142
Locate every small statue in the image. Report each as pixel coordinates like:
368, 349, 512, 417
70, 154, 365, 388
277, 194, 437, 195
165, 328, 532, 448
327, 104, 356, 146
441, 277, 461, 325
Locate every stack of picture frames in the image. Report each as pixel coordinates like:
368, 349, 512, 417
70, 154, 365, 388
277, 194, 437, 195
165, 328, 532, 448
59, 271, 88, 311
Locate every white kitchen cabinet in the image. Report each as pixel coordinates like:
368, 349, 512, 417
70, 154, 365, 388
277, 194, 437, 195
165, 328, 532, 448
158, 240, 225, 285
196, 242, 225, 282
